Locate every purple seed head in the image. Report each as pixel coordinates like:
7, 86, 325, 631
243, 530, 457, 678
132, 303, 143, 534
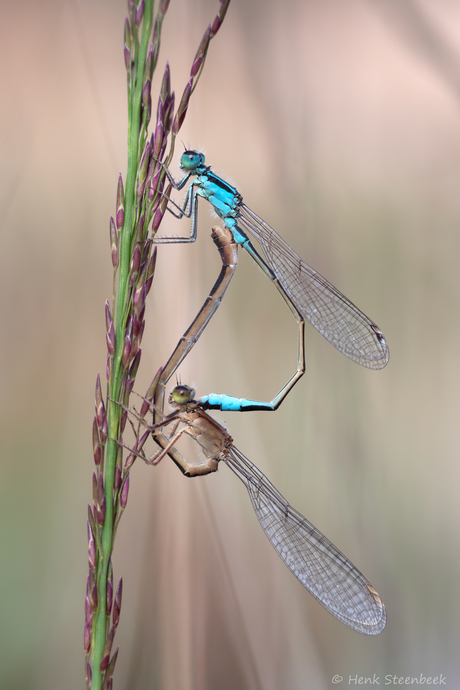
93, 418, 102, 467
88, 521, 97, 572
124, 18, 132, 51
149, 166, 163, 203
114, 463, 122, 494
130, 337, 141, 363
84, 621, 91, 654
96, 493, 106, 526
93, 443, 102, 469
122, 332, 132, 368
139, 396, 152, 419
161, 0, 171, 14
159, 62, 171, 107
113, 578, 123, 628
212, 0, 230, 36
153, 118, 164, 159
130, 244, 141, 281
96, 502, 105, 527
85, 594, 92, 624
137, 265, 146, 287
135, 0, 144, 25
132, 312, 141, 338
139, 428, 150, 449
95, 375, 106, 433
159, 140, 167, 161
137, 260, 146, 283
110, 217, 118, 268
152, 16, 159, 50
142, 78, 152, 109
152, 180, 171, 232
191, 54, 204, 78
120, 475, 130, 509
164, 92, 175, 133
145, 247, 157, 294
116, 207, 124, 232
146, 144, 156, 187
146, 41, 154, 81
104, 301, 113, 331
129, 348, 142, 384
97, 472, 105, 506
137, 297, 146, 323
105, 302, 115, 356
100, 626, 115, 672
137, 139, 151, 198
120, 407, 128, 434
191, 25, 211, 78
124, 451, 136, 470
133, 278, 146, 311
156, 98, 164, 127
92, 471, 98, 506
87, 517, 95, 543
116, 173, 125, 230
141, 79, 152, 126
134, 322, 144, 350
87, 504, 97, 537
172, 79, 192, 135
106, 330, 115, 358
106, 646, 119, 681
124, 44, 131, 72
132, 215, 146, 250
100, 655, 110, 674
101, 418, 108, 446
89, 570, 98, 610
95, 506, 104, 528
152, 207, 164, 234
107, 560, 114, 615
211, 14, 221, 36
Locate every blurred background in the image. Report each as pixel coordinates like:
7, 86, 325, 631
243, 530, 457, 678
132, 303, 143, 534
1, 0, 460, 688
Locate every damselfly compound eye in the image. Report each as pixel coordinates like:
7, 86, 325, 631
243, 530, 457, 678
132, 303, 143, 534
180, 151, 205, 171
170, 384, 195, 404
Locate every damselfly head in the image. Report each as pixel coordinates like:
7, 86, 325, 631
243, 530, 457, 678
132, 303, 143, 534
180, 150, 205, 172
169, 384, 195, 406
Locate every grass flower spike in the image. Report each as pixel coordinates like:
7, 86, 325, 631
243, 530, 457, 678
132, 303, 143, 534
84, 2, 231, 688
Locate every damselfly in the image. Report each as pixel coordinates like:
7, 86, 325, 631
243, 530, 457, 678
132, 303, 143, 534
130, 383, 386, 634
154, 151, 389, 411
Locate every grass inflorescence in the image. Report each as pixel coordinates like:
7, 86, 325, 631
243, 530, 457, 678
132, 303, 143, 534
84, 1, 230, 688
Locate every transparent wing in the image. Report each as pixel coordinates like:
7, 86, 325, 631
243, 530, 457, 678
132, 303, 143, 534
238, 205, 389, 369
224, 446, 386, 634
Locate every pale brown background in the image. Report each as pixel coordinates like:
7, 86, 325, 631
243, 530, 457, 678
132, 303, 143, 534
1, 0, 459, 688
